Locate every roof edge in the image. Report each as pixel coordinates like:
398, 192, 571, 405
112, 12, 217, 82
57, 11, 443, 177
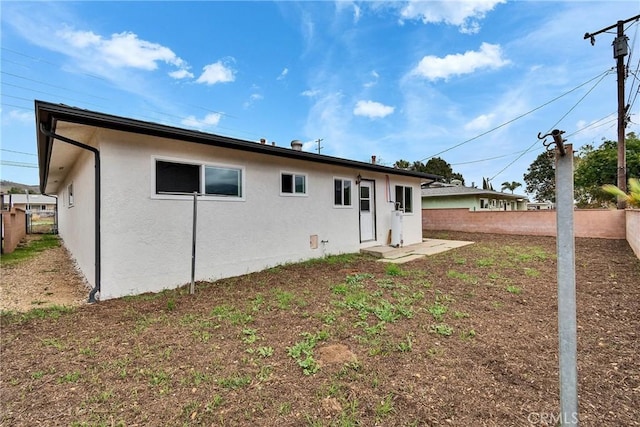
34, 100, 441, 182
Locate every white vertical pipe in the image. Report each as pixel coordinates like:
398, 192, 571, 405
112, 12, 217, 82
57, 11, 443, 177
190, 191, 198, 295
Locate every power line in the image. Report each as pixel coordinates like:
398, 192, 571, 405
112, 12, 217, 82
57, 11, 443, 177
489, 71, 610, 182
1, 149, 37, 156
1, 71, 110, 100
419, 68, 615, 162
1, 160, 38, 169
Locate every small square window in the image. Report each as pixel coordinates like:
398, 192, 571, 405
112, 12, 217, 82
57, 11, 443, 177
281, 172, 307, 195
394, 185, 413, 213
334, 178, 352, 206
205, 166, 242, 197
67, 183, 74, 207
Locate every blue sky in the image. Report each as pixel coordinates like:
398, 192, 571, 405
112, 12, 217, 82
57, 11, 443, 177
2, 1, 639, 193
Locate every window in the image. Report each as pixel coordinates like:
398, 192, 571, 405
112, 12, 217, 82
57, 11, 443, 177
67, 183, 74, 207
205, 166, 242, 197
156, 160, 199, 194
281, 172, 307, 195
334, 178, 352, 206
155, 159, 243, 199
394, 185, 413, 213
480, 198, 488, 209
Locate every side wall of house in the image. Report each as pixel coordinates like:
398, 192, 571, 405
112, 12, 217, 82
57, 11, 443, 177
56, 149, 96, 288
96, 131, 423, 299
421, 195, 479, 210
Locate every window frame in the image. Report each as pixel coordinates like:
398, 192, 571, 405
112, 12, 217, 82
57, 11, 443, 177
152, 156, 245, 201
67, 183, 74, 207
394, 184, 413, 214
333, 177, 353, 208
280, 171, 308, 197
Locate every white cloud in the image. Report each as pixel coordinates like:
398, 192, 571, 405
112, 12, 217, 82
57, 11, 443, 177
301, 89, 320, 97
55, 28, 191, 77
363, 70, 379, 88
399, 0, 505, 34
243, 93, 264, 109
181, 113, 222, 129
412, 42, 510, 81
465, 113, 496, 131
277, 68, 289, 80
353, 4, 361, 24
353, 100, 395, 119
196, 59, 236, 85
169, 69, 194, 79
8, 110, 33, 124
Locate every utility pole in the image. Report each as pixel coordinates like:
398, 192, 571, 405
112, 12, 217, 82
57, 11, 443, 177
584, 14, 640, 209
316, 138, 324, 154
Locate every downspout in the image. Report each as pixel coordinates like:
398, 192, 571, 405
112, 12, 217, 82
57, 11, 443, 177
39, 123, 101, 303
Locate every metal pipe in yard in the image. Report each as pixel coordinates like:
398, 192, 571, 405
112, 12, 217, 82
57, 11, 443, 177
190, 191, 198, 295
555, 142, 579, 426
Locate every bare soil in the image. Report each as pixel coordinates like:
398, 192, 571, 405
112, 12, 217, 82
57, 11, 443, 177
1, 231, 638, 426
0, 235, 88, 312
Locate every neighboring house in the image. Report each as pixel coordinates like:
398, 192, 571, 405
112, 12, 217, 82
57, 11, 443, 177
1, 193, 57, 215
527, 201, 554, 210
421, 183, 528, 211
35, 101, 439, 301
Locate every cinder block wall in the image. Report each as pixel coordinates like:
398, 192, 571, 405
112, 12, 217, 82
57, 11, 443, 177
627, 209, 640, 258
1, 208, 26, 254
422, 208, 627, 239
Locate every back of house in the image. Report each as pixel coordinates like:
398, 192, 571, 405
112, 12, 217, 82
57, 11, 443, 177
35, 101, 438, 300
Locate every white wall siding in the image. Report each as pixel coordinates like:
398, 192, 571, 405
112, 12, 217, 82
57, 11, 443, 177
95, 130, 424, 299
56, 149, 96, 289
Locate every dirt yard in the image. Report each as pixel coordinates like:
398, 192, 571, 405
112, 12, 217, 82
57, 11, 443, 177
1, 232, 638, 426
0, 235, 89, 312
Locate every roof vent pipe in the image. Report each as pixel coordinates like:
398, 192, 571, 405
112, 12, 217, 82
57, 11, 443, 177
291, 140, 303, 151
371, 155, 376, 164
260, 138, 266, 144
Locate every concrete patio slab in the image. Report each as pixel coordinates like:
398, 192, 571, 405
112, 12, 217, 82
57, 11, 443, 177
361, 238, 474, 264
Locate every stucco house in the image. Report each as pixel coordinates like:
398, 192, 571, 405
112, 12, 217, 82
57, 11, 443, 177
35, 101, 439, 301
1, 193, 57, 215
422, 183, 528, 211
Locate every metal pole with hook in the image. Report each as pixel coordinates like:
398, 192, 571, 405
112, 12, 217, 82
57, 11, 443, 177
538, 129, 579, 426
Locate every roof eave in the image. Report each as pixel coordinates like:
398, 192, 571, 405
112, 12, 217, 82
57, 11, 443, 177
34, 100, 441, 183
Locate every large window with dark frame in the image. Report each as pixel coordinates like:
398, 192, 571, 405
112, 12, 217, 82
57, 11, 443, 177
281, 172, 306, 195
155, 159, 243, 198
334, 178, 352, 206
394, 185, 413, 213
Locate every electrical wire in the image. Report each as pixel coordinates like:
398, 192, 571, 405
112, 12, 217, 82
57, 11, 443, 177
489, 70, 611, 182
1, 160, 38, 168
1, 149, 37, 156
419, 68, 615, 162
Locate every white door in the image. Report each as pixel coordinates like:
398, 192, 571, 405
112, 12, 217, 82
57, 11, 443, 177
359, 180, 376, 242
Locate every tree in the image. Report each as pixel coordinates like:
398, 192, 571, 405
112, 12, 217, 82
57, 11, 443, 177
393, 159, 411, 170
574, 133, 640, 207
523, 151, 555, 203
602, 178, 640, 208
394, 157, 465, 184
501, 181, 522, 193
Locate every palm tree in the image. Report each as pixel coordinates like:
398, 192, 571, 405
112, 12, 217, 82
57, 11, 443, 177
501, 181, 522, 193
602, 178, 640, 208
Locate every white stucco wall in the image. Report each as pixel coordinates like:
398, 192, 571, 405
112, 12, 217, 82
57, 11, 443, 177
87, 129, 424, 299
55, 149, 96, 289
